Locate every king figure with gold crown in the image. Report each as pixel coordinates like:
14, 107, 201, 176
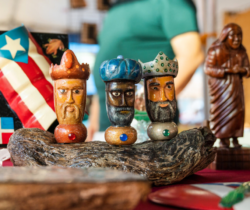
139, 51, 178, 141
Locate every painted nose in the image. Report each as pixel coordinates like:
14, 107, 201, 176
159, 89, 167, 102
120, 94, 127, 106
66, 91, 74, 104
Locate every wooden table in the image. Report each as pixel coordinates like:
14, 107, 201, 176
3, 159, 250, 210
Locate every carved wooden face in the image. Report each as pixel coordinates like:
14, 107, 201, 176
55, 79, 86, 125
106, 81, 135, 126
227, 27, 242, 49
145, 76, 176, 122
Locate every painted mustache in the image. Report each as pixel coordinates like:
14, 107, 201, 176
157, 101, 174, 112
115, 107, 133, 114
61, 103, 80, 119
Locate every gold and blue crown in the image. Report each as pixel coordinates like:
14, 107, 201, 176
139, 52, 178, 78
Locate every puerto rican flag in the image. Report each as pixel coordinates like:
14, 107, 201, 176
149, 183, 250, 210
0, 26, 56, 130
0, 117, 14, 144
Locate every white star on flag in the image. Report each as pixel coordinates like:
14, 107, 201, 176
1, 35, 26, 59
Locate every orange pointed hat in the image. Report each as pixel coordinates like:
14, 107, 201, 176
50, 50, 90, 80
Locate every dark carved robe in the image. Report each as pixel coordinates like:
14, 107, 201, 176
204, 43, 250, 138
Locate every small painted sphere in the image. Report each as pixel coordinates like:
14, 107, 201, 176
147, 122, 178, 141
120, 134, 128, 141
117, 55, 124, 59
54, 124, 87, 143
105, 126, 137, 145
68, 133, 76, 141
162, 129, 170, 137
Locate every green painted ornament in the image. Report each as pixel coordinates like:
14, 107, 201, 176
220, 182, 250, 208
163, 129, 170, 137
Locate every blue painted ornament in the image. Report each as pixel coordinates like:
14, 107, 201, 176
120, 134, 128, 141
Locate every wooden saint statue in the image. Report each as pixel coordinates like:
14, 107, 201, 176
50, 50, 90, 143
99, 55, 142, 145
139, 52, 178, 141
204, 23, 250, 148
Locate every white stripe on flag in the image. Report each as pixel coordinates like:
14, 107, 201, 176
1, 57, 56, 130
191, 184, 234, 198
28, 39, 53, 85
0, 129, 14, 133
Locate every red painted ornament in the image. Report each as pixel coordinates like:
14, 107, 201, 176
68, 133, 76, 141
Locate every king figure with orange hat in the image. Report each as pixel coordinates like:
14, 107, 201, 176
50, 50, 90, 143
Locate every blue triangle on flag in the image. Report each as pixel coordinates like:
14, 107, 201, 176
0, 25, 29, 63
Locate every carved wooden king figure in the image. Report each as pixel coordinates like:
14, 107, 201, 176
99, 55, 142, 145
50, 50, 90, 143
204, 23, 250, 148
139, 52, 178, 141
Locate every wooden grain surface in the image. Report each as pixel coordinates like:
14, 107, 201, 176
0, 167, 150, 210
8, 127, 216, 186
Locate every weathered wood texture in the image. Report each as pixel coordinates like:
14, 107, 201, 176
0, 167, 150, 210
8, 127, 216, 186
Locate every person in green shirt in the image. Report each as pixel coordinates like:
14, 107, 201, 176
87, 0, 204, 141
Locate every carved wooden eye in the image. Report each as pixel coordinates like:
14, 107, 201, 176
167, 85, 171, 89
74, 90, 80, 94
126, 91, 134, 96
59, 89, 66, 93
112, 91, 121, 97
151, 87, 158, 90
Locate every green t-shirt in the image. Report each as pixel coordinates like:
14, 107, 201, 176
93, 0, 198, 131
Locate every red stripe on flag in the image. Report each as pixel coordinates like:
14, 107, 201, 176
2, 159, 13, 167
16, 56, 55, 111
0, 71, 44, 130
1, 133, 13, 144
28, 32, 52, 65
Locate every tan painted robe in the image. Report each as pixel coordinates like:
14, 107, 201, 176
204, 43, 250, 138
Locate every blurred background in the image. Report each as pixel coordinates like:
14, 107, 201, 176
1, 0, 250, 146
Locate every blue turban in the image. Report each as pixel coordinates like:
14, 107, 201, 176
99, 56, 142, 83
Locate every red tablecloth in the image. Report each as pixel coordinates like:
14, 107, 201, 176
134, 169, 250, 210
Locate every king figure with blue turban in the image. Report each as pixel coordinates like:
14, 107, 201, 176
99, 55, 142, 145
139, 52, 178, 141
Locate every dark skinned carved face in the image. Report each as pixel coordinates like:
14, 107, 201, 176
227, 27, 242, 49
106, 81, 135, 126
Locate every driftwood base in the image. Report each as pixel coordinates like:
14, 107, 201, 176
0, 167, 150, 210
8, 127, 216, 186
